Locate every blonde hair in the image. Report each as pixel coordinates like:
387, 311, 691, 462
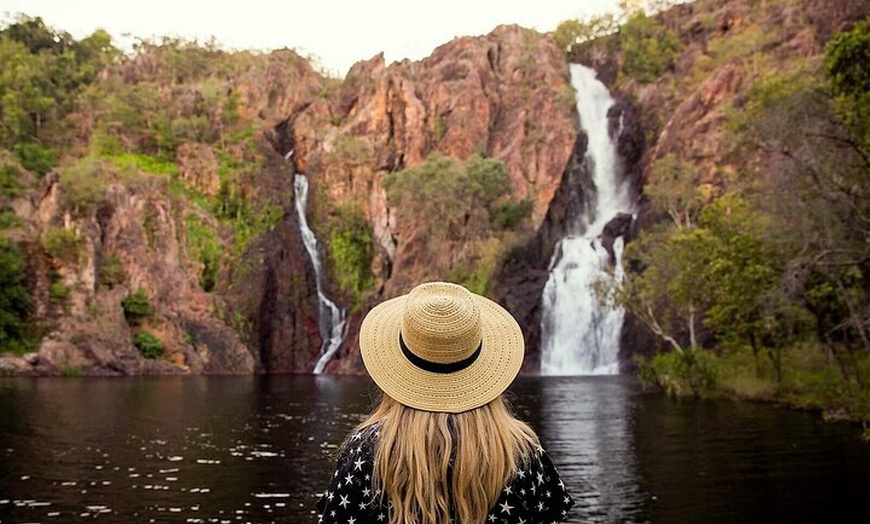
348, 393, 540, 524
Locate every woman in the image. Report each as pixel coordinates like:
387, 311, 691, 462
316, 281, 575, 524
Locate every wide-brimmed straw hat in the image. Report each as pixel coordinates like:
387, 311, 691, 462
359, 281, 524, 413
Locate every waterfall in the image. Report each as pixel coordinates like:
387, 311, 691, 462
293, 174, 347, 374
539, 64, 634, 376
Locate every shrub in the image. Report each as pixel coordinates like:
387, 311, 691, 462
491, 198, 534, 230
98, 254, 126, 288
133, 331, 163, 359
0, 239, 33, 353
40, 226, 82, 264
49, 281, 69, 301
58, 158, 110, 214
122, 289, 154, 325
0, 163, 25, 198
327, 204, 374, 307
184, 214, 221, 292
13, 142, 56, 177
637, 348, 718, 398
108, 152, 178, 177
619, 10, 680, 84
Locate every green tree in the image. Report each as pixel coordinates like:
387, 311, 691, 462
554, 14, 619, 56
327, 204, 374, 307
825, 19, 870, 154
618, 10, 681, 84
0, 15, 120, 175
647, 154, 704, 229
698, 194, 787, 379
0, 239, 32, 353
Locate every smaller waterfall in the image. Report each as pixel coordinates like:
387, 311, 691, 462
539, 64, 634, 376
293, 174, 347, 374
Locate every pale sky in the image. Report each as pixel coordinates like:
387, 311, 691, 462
2, 0, 622, 77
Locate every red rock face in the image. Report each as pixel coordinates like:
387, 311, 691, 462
296, 25, 577, 225
282, 26, 581, 372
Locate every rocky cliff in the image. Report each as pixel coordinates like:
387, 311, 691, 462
2, 0, 866, 376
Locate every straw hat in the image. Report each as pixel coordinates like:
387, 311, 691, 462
359, 281, 524, 413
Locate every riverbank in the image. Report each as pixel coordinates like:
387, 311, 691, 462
636, 343, 870, 437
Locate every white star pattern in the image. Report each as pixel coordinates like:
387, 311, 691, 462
500, 500, 514, 515
315, 426, 575, 523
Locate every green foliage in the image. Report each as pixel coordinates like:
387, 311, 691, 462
13, 142, 56, 176
825, 19, 870, 101
49, 280, 69, 301
40, 226, 82, 264
98, 254, 126, 288
384, 153, 527, 240
697, 195, 781, 350
0, 162, 24, 198
385, 153, 463, 235
554, 14, 619, 56
636, 348, 718, 397
59, 360, 82, 376
0, 15, 119, 173
109, 153, 178, 177
490, 198, 534, 230
383, 152, 529, 289
329, 134, 373, 167
133, 330, 163, 359
618, 10, 680, 84
825, 18, 870, 151
327, 204, 374, 307
0, 238, 33, 353
184, 214, 221, 291
58, 157, 110, 214
646, 154, 703, 228
122, 289, 154, 326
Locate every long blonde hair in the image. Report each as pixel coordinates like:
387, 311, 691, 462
348, 393, 539, 524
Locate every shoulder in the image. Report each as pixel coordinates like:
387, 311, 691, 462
315, 425, 381, 521
491, 445, 575, 523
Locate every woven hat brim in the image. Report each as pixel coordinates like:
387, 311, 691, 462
359, 292, 524, 413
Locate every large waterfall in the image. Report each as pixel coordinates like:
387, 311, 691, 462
293, 174, 347, 374
539, 64, 634, 376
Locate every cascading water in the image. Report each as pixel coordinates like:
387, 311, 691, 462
539, 64, 634, 376
293, 173, 347, 374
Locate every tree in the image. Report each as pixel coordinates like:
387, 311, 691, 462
825, 19, 870, 155
554, 15, 618, 56
618, 9, 681, 84
0, 239, 33, 353
698, 194, 786, 380
647, 154, 705, 229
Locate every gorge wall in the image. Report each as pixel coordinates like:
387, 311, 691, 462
1, 0, 866, 376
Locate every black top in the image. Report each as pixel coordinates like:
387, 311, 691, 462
316, 425, 575, 523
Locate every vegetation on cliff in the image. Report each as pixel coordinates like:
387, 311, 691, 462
0, 13, 313, 371
383, 152, 533, 295
572, 0, 870, 424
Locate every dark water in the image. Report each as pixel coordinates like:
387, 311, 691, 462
0, 375, 868, 524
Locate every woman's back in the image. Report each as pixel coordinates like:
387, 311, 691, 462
314, 282, 575, 523
316, 413, 574, 523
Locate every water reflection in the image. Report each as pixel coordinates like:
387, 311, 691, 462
0, 376, 380, 523
1, 375, 869, 524
511, 376, 647, 523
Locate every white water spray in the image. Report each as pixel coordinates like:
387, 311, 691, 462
293, 174, 347, 374
539, 64, 634, 376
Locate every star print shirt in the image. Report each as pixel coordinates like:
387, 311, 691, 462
315, 425, 575, 523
